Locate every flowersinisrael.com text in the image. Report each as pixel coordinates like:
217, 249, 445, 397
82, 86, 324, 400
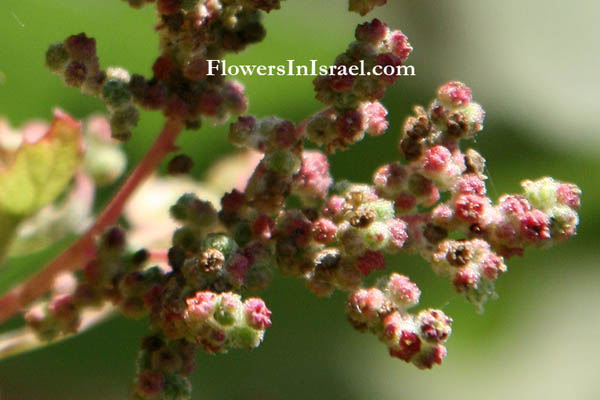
206, 59, 415, 77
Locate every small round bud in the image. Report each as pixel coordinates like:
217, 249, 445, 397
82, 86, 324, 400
452, 268, 480, 293
110, 106, 139, 140
423, 146, 452, 173
356, 250, 386, 276
415, 309, 452, 344
244, 298, 272, 330
263, 150, 301, 174
185, 291, 217, 322
200, 248, 225, 273
454, 194, 489, 225
437, 81, 472, 108
102, 226, 126, 249
390, 30, 412, 61
347, 288, 388, 330
101, 79, 132, 109
312, 218, 337, 244
385, 273, 420, 308
412, 344, 447, 369
167, 154, 194, 175
557, 183, 581, 210
355, 19, 388, 43
389, 329, 422, 363
520, 210, 552, 242
45, 43, 69, 72
64, 61, 87, 87
65, 33, 96, 60
213, 293, 243, 326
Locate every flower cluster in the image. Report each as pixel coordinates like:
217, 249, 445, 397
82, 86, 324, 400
346, 274, 452, 369
46, 34, 139, 140
305, 19, 412, 152
45, 0, 288, 139
15, 2, 582, 400
25, 218, 273, 399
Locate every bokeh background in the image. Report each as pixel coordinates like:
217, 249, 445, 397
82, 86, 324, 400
1, 0, 599, 399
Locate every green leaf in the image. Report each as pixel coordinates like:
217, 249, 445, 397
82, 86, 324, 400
0, 109, 83, 216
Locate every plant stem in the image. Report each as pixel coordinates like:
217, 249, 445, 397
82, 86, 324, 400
0, 117, 184, 324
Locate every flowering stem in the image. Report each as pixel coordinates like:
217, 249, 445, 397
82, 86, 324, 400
0, 117, 184, 324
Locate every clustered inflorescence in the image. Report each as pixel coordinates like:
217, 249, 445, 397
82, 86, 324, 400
22, 1, 580, 399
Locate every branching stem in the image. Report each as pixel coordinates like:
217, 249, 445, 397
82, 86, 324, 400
0, 117, 184, 324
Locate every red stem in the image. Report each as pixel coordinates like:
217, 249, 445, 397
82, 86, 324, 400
0, 117, 184, 324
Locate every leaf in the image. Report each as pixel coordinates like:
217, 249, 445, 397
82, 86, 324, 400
0, 109, 83, 216
7, 173, 94, 257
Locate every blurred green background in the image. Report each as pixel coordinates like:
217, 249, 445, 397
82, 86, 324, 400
1, 0, 599, 399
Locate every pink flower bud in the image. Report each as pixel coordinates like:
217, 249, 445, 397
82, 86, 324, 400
389, 330, 422, 362
292, 151, 333, 202
423, 146, 452, 173
500, 194, 531, 217
312, 218, 338, 244
481, 253, 505, 280
416, 309, 452, 344
437, 81, 472, 108
520, 210, 551, 242
454, 194, 489, 224
323, 195, 346, 217
364, 101, 389, 136
185, 291, 218, 321
390, 31, 412, 61
244, 298, 272, 330
452, 268, 480, 293
413, 344, 447, 369
386, 273, 421, 308
557, 183, 581, 210
347, 288, 387, 327
455, 174, 486, 195
387, 219, 408, 249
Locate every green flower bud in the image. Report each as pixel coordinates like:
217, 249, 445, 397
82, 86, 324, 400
203, 233, 237, 258
110, 106, 139, 141
102, 79, 132, 109
362, 221, 390, 250
45, 43, 70, 73
371, 199, 395, 221
522, 177, 559, 211
229, 325, 263, 349
263, 150, 302, 174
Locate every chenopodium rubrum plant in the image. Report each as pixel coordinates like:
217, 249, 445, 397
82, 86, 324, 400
0, 0, 582, 399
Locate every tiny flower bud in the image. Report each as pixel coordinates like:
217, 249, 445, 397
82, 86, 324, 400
385, 273, 421, 308
437, 81, 472, 108
244, 298, 272, 330
356, 250, 386, 275
415, 309, 452, 344
135, 370, 166, 398
45, 43, 69, 72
